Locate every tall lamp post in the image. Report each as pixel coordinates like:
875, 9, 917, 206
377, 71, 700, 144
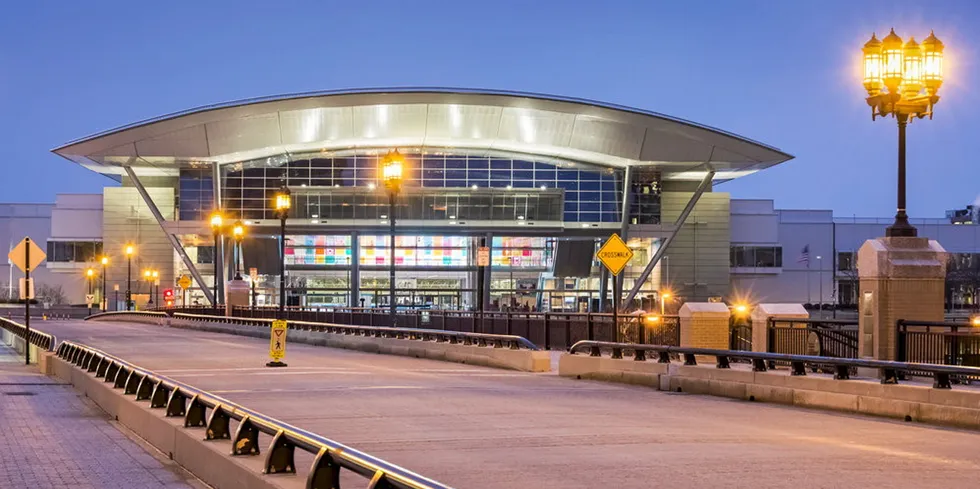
124, 245, 134, 311
232, 221, 245, 280
152, 270, 160, 306
274, 186, 291, 318
85, 268, 95, 316
381, 150, 405, 327
862, 29, 944, 237
210, 211, 224, 310
100, 256, 108, 311
143, 270, 153, 307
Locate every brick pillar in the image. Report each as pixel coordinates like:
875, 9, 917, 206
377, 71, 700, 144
679, 302, 730, 349
857, 237, 946, 361
749, 304, 809, 353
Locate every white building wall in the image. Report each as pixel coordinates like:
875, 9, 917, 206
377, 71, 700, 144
0, 203, 80, 304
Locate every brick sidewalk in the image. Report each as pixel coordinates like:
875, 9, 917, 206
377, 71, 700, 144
0, 345, 197, 488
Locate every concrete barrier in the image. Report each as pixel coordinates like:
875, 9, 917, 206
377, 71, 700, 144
48, 354, 284, 489
558, 353, 980, 429
1, 327, 46, 365
167, 317, 551, 372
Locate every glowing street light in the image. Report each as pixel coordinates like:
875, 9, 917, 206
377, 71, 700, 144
124, 244, 135, 311
210, 211, 224, 308
85, 268, 95, 315
862, 29, 944, 237
274, 186, 291, 318
381, 150, 405, 327
232, 220, 245, 280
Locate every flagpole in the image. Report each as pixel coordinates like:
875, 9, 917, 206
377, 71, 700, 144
807, 250, 812, 306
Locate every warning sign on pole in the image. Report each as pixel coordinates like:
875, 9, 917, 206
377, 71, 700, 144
267, 320, 288, 367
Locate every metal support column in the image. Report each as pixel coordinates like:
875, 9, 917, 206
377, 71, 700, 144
212, 163, 225, 305
349, 231, 360, 308
611, 166, 634, 309
622, 170, 714, 308
123, 166, 215, 306
482, 232, 492, 311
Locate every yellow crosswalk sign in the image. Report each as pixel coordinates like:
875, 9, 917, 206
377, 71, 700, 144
269, 320, 288, 362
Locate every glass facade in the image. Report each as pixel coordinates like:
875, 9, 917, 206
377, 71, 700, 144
46, 240, 103, 263
217, 151, 621, 223
730, 245, 783, 268
178, 169, 214, 221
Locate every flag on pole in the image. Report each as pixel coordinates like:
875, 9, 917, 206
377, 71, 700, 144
797, 245, 810, 266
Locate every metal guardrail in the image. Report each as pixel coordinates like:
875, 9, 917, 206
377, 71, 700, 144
0, 317, 56, 351
568, 340, 980, 389
55, 341, 453, 489
85, 310, 170, 321
171, 312, 541, 350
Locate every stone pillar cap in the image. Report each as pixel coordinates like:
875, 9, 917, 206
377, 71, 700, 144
679, 302, 731, 318
750, 303, 809, 321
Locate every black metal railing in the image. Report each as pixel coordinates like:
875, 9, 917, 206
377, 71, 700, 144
0, 317, 56, 351
154, 306, 678, 350
171, 312, 540, 351
85, 310, 170, 321
54, 341, 453, 489
568, 340, 980, 389
729, 321, 752, 351
897, 319, 980, 368
768, 319, 858, 359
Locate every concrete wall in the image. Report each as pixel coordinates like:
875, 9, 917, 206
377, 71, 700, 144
661, 185, 730, 302
102, 187, 177, 309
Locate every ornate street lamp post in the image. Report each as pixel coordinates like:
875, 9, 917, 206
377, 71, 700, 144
381, 150, 405, 327
232, 221, 245, 280
124, 245, 134, 311
210, 211, 224, 310
862, 29, 944, 237
100, 256, 109, 311
85, 268, 95, 316
274, 186, 292, 319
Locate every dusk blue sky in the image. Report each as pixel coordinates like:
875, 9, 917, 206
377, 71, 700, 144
1, 1, 977, 218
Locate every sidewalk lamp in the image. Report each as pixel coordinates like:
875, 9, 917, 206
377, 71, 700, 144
143, 269, 154, 306
232, 220, 245, 280
124, 244, 135, 311
210, 211, 224, 309
100, 256, 109, 311
152, 270, 160, 306
661, 292, 672, 316
381, 149, 405, 327
85, 268, 95, 315
274, 186, 291, 318
862, 29, 944, 237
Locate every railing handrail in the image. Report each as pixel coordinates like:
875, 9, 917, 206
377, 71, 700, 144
0, 316, 56, 351
171, 312, 541, 350
768, 318, 859, 328
898, 319, 972, 329
55, 341, 453, 489
85, 310, 170, 321
568, 340, 980, 389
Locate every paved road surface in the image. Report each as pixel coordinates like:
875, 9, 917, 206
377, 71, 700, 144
38, 319, 980, 488
0, 343, 199, 489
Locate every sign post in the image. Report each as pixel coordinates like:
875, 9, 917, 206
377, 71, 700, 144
596, 233, 634, 344
9, 237, 46, 365
178, 275, 192, 307
267, 319, 288, 367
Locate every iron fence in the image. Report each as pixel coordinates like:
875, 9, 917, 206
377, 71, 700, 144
768, 319, 858, 359
897, 320, 980, 370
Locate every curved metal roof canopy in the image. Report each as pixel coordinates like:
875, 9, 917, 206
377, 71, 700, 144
52, 88, 792, 182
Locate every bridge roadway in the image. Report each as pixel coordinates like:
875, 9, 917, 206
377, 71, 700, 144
40, 319, 980, 489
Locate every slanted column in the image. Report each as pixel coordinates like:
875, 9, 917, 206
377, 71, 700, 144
857, 237, 946, 360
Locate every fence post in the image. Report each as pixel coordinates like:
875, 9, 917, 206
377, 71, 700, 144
895, 319, 906, 362
637, 315, 645, 345
587, 313, 595, 342
506, 313, 512, 336
544, 313, 551, 350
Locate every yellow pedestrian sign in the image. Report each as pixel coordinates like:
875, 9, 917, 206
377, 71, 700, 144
8, 237, 46, 273
177, 275, 192, 290
267, 320, 288, 367
596, 233, 633, 276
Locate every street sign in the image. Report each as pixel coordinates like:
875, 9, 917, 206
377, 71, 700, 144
477, 246, 490, 267
269, 320, 288, 363
596, 233, 633, 276
19, 278, 34, 300
85, 294, 95, 306
177, 275, 192, 290
8, 237, 46, 273
249, 268, 258, 281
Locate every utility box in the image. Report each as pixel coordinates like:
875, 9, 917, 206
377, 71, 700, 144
225, 279, 250, 316
679, 302, 731, 350
750, 303, 808, 353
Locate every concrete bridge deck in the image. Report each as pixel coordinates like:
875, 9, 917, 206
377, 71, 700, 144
39, 319, 980, 489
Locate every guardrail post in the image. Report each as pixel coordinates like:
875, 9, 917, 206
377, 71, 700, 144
185, 395, 207, 428
206, 405, 231, 440
751, 358, 766, 372
790, 361, 806, 376
265, 430, 297, 474
167, 388, 187, 417
715, 355, 730, 369
611, 346, 623, 359
934, 372, 952, 389
880, 368, 899, 384
308, 447, 342, 488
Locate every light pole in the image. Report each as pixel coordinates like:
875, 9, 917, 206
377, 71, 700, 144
143, 270, 153, 307
232, 221, 245, 280
862, 29, 944, 237
816, 256, 823, 316
274, 186, 291, 319
85, 268, 95, 316
124, 245, 134, 311
661, 292, 671, 316
100, 256, 108, 311
381, 150, 405, 327
152, 270, 160, 306
210, 211, 224, 310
